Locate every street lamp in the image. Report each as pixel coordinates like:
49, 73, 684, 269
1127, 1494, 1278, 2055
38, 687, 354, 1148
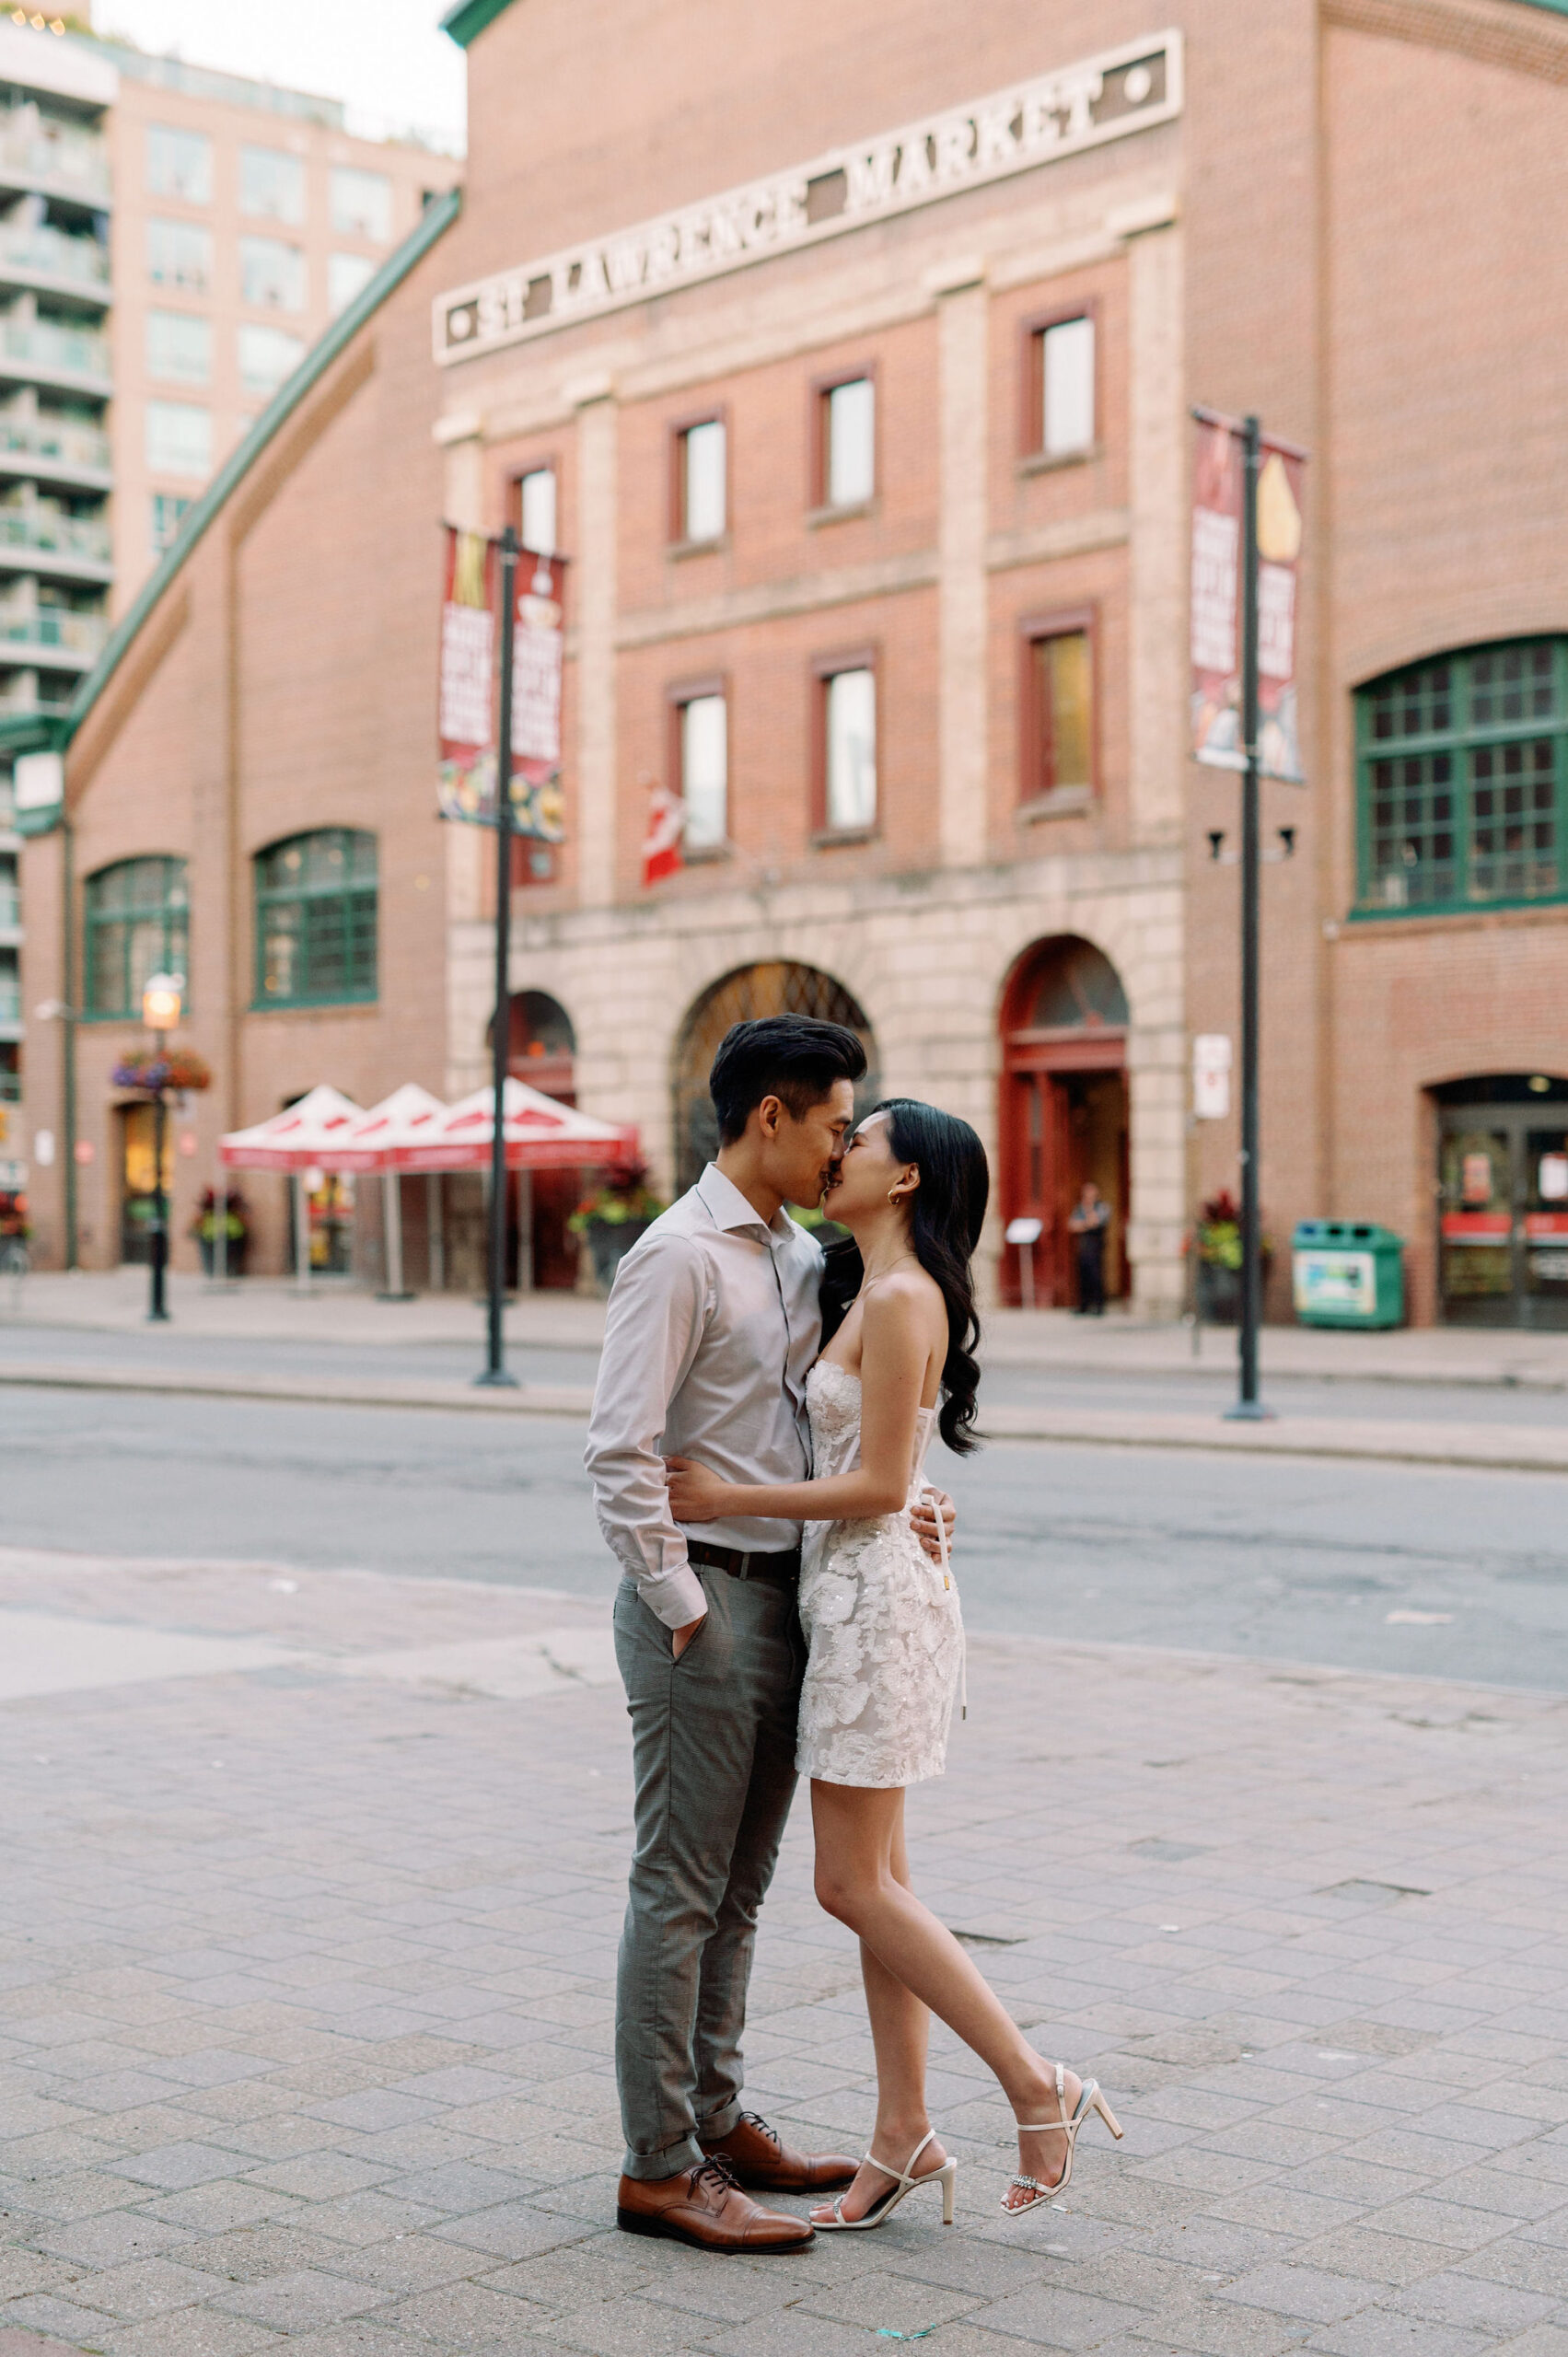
141, 970, 183, 1323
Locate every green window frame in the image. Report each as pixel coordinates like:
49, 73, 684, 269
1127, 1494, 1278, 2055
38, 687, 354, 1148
84, 855, 189, 1020
254, 828, 377, 1009
1354, 638, 1568, 918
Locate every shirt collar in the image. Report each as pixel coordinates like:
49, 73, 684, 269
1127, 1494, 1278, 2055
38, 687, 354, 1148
697, 1163, 798, 1248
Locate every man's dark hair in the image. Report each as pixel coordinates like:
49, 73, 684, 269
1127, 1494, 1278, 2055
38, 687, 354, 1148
709, 1016, 867, 1145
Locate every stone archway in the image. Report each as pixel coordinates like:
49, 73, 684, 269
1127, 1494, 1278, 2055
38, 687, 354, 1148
672, 961, 880, 1192
997, 935, 1131, 1308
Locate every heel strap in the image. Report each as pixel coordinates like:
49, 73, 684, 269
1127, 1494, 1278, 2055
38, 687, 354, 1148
862, 2126, 937, 2190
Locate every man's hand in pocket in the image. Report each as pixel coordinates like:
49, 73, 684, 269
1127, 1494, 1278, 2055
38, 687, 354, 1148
671, 1616, 705, 1660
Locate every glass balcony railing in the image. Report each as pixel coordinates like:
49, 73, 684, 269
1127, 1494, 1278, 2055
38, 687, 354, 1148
0, 608, 107, 657
0, 509, 111, 563
0, 413, 111, 473
0, 124, 111, 203
1, 319, 110, 380
0, 225, 109, 290
0, 889, 21, 928
0, 677, 73, 716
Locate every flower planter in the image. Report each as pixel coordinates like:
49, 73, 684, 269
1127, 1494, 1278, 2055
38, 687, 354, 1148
198, 1237, 248, 1278
586, 1216, 654, 1295
1195, 1260, 1242, 1325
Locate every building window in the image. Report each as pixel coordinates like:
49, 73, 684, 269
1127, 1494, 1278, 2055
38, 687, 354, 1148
150, 493, 192, 557
146, 123, 212, 204
0, 947, 17, 1028
1028, 313, 1096, 459
254, 828, 377, 1007
819, 376, 875, 510
239, 236, 306, 313
327, 250, 376, 315
84, 856, 189, 1020
147, 217, 212, 293
238, 322, 304, 396
330, 166, 392, 241
145, 400, 211, 479
674, 418, 726, 545
818, 661, 877, 835
146, 308, 211, 387
1356, 639, 1568, 914
518, 466, 556, 555
674, 688, 727, 852
0, 1039, 17, 1102
1022, 617, 1095, 804
240, 145, 305, 225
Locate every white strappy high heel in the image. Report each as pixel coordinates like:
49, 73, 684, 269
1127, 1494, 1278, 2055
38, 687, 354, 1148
814, 2128, 957, 2231
1003, 2063, 1123, 2215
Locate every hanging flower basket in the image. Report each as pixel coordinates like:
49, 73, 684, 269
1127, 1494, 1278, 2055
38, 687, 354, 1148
112, 1050, 212, 1094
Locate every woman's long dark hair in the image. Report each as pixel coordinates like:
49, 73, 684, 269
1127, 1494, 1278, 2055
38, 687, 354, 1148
819, 1097, 989, 1455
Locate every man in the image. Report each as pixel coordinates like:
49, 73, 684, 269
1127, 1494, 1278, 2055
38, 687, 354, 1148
1068, 1178, 1111, 1316
585, 1016, 953, 2252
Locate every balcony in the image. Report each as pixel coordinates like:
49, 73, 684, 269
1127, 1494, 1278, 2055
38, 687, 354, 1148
0, 123, 111, 210
0, 412, 111, 490
0, 319, 110, 396
0, 507, 112, 583
0, 887, 20, 931
0, 608, 107, 668
0, 673, 73, 715
0, 224, 110, 308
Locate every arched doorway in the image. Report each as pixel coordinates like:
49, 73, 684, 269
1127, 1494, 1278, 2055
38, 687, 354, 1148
998, 936, 1130, 1307
1435, 1073, 1568, 1329
673, 962, 879, 1193
483, 990, 581, 1290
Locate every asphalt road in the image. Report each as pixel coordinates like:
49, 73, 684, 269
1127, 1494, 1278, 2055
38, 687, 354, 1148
6, 1386, 1568, 1690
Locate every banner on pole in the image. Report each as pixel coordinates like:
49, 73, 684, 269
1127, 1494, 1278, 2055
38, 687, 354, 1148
1191, 415, 1306, 783
437, 527, 497, 823
508, 551, 566, 843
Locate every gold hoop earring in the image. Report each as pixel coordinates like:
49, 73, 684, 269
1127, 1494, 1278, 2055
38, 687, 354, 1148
887, 1189, 901, 1207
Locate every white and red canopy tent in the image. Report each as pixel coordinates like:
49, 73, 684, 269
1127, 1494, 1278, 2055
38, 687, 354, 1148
215, 1078, 639, 1293
217, 1084, 365, 1172
408, 1077, 637, 1172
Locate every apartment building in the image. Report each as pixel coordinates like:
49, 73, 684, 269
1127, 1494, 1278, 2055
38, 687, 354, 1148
99, 33, 459, 601
0, 10, 458, 1179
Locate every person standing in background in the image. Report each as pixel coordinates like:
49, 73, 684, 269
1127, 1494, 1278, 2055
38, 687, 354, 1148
1068, 1179, 1110, 1316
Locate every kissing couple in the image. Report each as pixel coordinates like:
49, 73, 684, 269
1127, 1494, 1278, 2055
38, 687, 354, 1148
586, 1015, 1121, 2252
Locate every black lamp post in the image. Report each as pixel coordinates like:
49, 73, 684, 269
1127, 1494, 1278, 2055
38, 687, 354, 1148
141, 970, 182, 1323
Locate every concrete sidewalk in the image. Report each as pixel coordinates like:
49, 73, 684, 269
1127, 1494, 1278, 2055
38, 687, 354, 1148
7, 1265, 1568, 1388
2, 1544, 1568, 2356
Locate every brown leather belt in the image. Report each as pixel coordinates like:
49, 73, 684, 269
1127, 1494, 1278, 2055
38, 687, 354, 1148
688, 1540, 801, 1585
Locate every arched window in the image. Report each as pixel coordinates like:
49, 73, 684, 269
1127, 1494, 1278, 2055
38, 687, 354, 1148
1356, 639, 1566, 913
85, 856, 189, 1019
254, 828, 377, 1007
672, 961, 879, 1192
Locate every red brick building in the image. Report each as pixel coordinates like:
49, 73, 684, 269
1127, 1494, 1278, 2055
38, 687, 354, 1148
17, 0, 1568, 1326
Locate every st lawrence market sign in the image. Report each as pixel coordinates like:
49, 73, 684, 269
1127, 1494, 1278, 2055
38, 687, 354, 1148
435, 29, 1181, 365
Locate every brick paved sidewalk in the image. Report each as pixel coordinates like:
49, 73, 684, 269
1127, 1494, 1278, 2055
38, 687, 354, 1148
3, 1551, 1568, 2356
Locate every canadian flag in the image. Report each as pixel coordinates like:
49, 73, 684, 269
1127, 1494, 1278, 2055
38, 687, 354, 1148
641, 779, 684, 887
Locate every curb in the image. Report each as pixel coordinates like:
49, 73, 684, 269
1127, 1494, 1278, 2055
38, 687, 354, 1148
6, 1361, 1568, 1474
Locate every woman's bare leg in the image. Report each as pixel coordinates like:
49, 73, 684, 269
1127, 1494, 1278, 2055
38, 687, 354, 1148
812, 1780, 1082, 2206
814, 1794, 944, 2222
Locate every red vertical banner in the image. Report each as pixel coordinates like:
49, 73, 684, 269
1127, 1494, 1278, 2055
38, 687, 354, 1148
1191, 416, 1307, 782
436, 527, 496, 822
508, 552, 567, 845
1255, 445, 1305, 783
1190, 418, 1245, 771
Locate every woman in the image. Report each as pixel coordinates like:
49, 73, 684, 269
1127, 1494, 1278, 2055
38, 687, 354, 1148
668, 1100, 1121, 2227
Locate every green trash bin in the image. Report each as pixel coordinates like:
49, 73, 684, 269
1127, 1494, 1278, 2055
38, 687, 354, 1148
1292, 1220, 1405, 1329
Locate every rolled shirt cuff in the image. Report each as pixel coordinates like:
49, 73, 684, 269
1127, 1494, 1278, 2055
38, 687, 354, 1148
640, 1562, 708, 1631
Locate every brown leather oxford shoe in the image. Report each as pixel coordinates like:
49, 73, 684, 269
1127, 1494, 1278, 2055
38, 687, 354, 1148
616, 2154, 813, 2252
701, 2109, 858, 2194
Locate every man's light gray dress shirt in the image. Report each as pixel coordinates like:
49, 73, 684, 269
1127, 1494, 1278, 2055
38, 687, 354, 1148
585, 1165, 824, 1631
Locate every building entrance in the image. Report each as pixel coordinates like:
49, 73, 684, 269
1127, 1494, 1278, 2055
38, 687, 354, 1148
1436, 1075, 1568, 1329
505, 990, 578, 1291
999, 937, 1130, 1307
117, 1100, 172, 1264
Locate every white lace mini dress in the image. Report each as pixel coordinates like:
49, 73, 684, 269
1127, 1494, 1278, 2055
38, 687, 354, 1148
796, 1357, 965, 1788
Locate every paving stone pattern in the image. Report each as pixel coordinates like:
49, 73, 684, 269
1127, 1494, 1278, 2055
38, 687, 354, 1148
3, 1555, 1568, 2354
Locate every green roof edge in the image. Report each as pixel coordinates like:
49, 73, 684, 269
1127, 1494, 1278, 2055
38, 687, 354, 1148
441, 0, 517, 46
62, 184, 464, 751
